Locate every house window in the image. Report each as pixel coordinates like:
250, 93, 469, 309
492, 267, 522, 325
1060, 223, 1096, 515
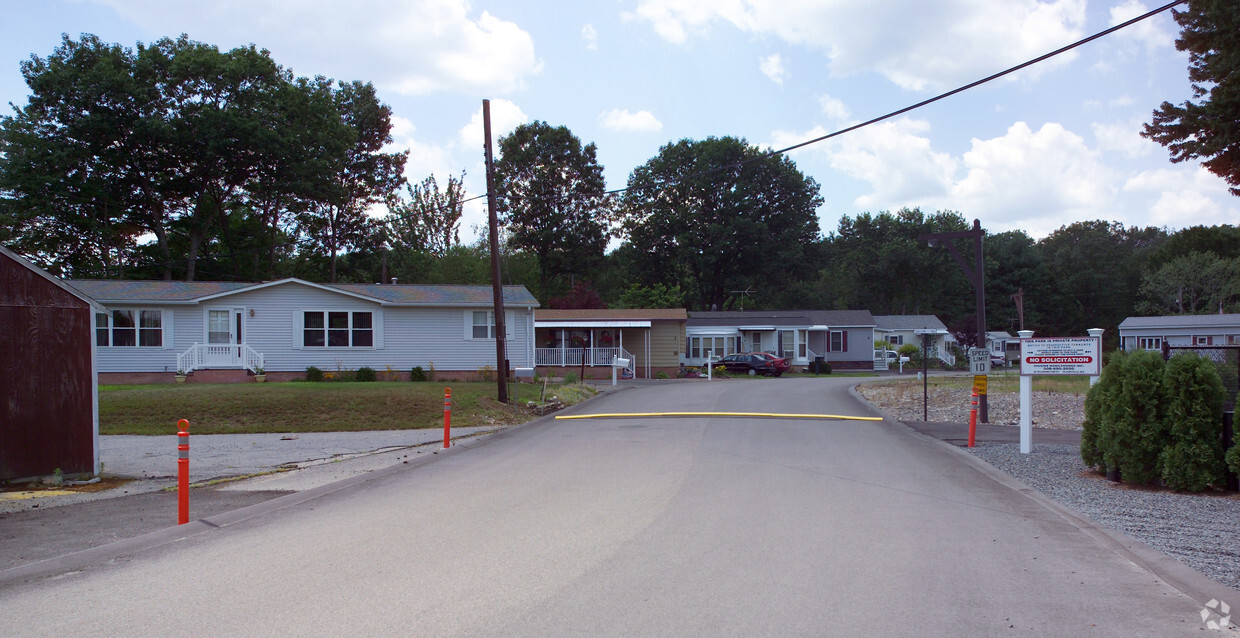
304, 311, 373, 347
472, 311, 496, 339
798, 330, 808, 358
690, 337, 701, 359
780, 330, 795, 360
830, 331, 843, 352
1194, 335, 1213, 346
891, 335, 903, 346
208, 310, 231, 344
1139, 337, 1161, 350
97, 309, 162, 347
751, 333, 762, 353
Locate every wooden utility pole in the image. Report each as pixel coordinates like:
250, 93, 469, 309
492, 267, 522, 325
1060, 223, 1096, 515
483, 99, 508, 403
920, 219, 988, 422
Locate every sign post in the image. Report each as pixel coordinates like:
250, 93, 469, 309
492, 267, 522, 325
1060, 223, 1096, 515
1017, 332, 1102, 454
1017, 331, 1034, 453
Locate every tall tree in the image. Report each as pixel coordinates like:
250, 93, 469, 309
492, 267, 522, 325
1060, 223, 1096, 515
619, 136, 822, 310
1142, 0, 1240, 195
386, 172, 465, 257
296, 81, 407, 282
1137, 251, 1240, 314
494, 121, 610, 296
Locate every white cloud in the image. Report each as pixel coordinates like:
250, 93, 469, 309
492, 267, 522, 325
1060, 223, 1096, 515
582, 24, 599, 50
87, 0, 543, 95
759, 53, 786, 84
1124, 166, 1235, 227
630, 0, 1086, 91
1108, 0, 1174, 52
598, 108, 663, 133
818, 94, 851, 122
458, 99, 529, 148
950, 122, 1116, 236
1091, 117, 1156, 159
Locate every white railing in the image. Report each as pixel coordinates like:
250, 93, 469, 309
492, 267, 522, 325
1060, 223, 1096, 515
873, 348, 889, 371
536, 346, 633, 368
930, 346, 956, 366
177, 343, 265, 374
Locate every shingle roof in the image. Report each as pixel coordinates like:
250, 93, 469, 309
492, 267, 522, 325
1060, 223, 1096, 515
68, 278, 538, 307
68, 280, 251, 302
1119, 314, 1240, 329
873, 315, 947, 331
687, 309, 874, 327
536, 308, 687, 321
332, 283, 538, 307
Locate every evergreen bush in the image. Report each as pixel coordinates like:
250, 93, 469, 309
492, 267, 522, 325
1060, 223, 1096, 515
1097, 350, 1167, 485
305, 365, 324, 382
1080, 355, 1123, 471
1159, 353, 1225, 491
355, 366, 377, 382
410, 366, 427, 382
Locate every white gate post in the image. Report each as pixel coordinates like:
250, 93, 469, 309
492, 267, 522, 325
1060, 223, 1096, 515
1018, 330, 1034, 454
1086, 328, 1104, 386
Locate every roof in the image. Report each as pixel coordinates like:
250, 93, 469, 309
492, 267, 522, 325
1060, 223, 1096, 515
536, 308, 687, 321
1, 246, 106, 311
1118, 313, 1240, 330
687, 309, 875, 328
873, 315, 947, 331
68, 278, 538, 307
987, 331, 1015, 340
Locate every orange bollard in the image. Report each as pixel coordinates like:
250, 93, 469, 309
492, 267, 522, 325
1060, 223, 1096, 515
443, 387, 452, 449
968, 390, 978, 448
177, 419, 190, 525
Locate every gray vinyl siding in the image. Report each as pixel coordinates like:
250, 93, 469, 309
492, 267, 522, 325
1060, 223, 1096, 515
93, 281, 535, 373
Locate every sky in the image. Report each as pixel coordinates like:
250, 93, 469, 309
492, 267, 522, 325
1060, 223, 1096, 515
2, 0, 1237, 244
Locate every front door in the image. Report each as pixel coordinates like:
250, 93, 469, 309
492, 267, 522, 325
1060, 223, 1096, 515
205, 308, 243, 367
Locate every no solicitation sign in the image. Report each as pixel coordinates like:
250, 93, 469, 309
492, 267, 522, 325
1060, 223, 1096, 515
1019, 337, 1101, 376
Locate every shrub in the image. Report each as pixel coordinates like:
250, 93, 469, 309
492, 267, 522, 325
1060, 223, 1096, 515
1096, 350, 1167, 485
1080, 356, 1122, 471
810, 360, 832, 375
410, 366, 427, 382
1227, 444, 1240, 479
305, 366, 324, 382
898, 343, 922, 367
563, 372, 578, 384
1159, 353, 1225, 491
355, 366, 377, 382
655, 371, 669, 379
478, 364, 495, 382
427, 361, 436, 382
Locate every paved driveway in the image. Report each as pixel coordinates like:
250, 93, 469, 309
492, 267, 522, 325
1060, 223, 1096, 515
0, 378, 1223, 635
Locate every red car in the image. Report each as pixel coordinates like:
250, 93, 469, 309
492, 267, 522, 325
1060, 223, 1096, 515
717, 352, 790, 377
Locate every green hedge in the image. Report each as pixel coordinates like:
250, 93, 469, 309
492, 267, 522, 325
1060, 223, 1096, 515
1081, 350, 1228, 491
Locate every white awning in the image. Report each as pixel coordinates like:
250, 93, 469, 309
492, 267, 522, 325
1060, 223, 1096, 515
535, 320, 651, 328
738, 325, 777, 331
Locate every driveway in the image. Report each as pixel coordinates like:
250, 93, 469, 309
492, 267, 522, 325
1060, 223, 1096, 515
0, 378, 1228, 635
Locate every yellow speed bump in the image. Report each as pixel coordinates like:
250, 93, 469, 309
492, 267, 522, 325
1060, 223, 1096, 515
555, 411, 882, 421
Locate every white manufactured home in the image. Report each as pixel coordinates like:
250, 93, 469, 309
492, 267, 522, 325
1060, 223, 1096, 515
1118, 313, 1240, 351
69, 278, 538, 383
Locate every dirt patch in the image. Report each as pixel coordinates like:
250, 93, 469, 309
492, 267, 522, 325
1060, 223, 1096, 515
1, 477, 134, 494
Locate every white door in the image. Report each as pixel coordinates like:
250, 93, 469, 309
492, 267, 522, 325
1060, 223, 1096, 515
205, 308, 243, 367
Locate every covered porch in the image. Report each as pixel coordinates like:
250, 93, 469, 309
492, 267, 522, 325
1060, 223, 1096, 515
535, 321, 647, 379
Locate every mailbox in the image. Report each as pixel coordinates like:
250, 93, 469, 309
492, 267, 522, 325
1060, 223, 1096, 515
514, 367, 535, 379
612, 357, 630, 368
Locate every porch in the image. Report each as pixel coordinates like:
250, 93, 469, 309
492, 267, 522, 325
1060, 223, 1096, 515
177, 343, 265, 374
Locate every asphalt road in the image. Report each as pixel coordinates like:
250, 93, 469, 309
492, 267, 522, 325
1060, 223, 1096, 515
0, 378, 1219, 636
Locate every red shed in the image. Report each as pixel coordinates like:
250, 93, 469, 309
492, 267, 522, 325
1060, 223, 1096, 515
0, 246, 102, 480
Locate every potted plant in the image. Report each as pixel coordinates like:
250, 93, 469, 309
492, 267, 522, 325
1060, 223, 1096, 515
175, 369, 187, 383
254, 367, 266, 383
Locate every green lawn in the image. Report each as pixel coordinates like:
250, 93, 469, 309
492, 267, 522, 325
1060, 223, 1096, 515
99, 381, 594, 435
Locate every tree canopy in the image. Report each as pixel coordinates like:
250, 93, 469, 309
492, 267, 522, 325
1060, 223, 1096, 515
0, 33, 405, 280
619, 136, 822, 311
1142, 0, 1240, 196
494, 121, 610, 297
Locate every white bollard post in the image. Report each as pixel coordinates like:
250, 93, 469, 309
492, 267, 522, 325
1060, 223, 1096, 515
1018, 330, 1034, 454
1086, 328, 1104, 386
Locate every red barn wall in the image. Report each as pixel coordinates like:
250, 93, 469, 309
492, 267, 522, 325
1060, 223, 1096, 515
0, 253, 95, 480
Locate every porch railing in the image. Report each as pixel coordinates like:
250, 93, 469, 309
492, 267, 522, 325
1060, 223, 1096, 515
178, 343, 265, 374
536, 347, 634, 368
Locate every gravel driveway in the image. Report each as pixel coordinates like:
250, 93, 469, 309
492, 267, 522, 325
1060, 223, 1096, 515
858, 380, 1240, 594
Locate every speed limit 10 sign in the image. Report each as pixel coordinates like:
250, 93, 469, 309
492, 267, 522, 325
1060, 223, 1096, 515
969, 348, 990, 375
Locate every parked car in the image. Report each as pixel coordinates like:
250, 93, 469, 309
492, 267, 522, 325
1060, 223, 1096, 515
991, 354, 1005, 367
717, 352, 788, 377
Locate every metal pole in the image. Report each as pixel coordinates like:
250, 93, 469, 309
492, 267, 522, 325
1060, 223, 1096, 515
1018, 330, 1034, 454
482, 99, 508, 404
443, 387, 452, 449
922, 334, 929, 421
973, 220, 987, 423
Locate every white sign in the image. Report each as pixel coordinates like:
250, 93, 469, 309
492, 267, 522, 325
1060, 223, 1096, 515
968, 348, 990, 375
1020, 337, 1101, 376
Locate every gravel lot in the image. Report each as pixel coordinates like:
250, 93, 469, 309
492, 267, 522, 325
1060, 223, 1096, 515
859, 381, 1240, 593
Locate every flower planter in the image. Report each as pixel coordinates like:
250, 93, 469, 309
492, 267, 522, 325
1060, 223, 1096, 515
175, 375, 187, 384
254, 374, 266, 383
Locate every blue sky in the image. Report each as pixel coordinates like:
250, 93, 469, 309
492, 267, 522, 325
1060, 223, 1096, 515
3, 0, 1236, 243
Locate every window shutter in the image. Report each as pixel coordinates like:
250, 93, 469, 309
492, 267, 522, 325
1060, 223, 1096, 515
463, 310, 473, 340
292, 310, 302, 349
163, 310, 173, 349
505, 310, 515, 340
373, 309, 384, 349
843, 331, 848, 352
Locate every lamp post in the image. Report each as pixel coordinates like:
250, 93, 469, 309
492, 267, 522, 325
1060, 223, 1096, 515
920, 219, 988, 422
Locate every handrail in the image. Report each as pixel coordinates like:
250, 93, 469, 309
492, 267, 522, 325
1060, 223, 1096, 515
177, 343, 264, 374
